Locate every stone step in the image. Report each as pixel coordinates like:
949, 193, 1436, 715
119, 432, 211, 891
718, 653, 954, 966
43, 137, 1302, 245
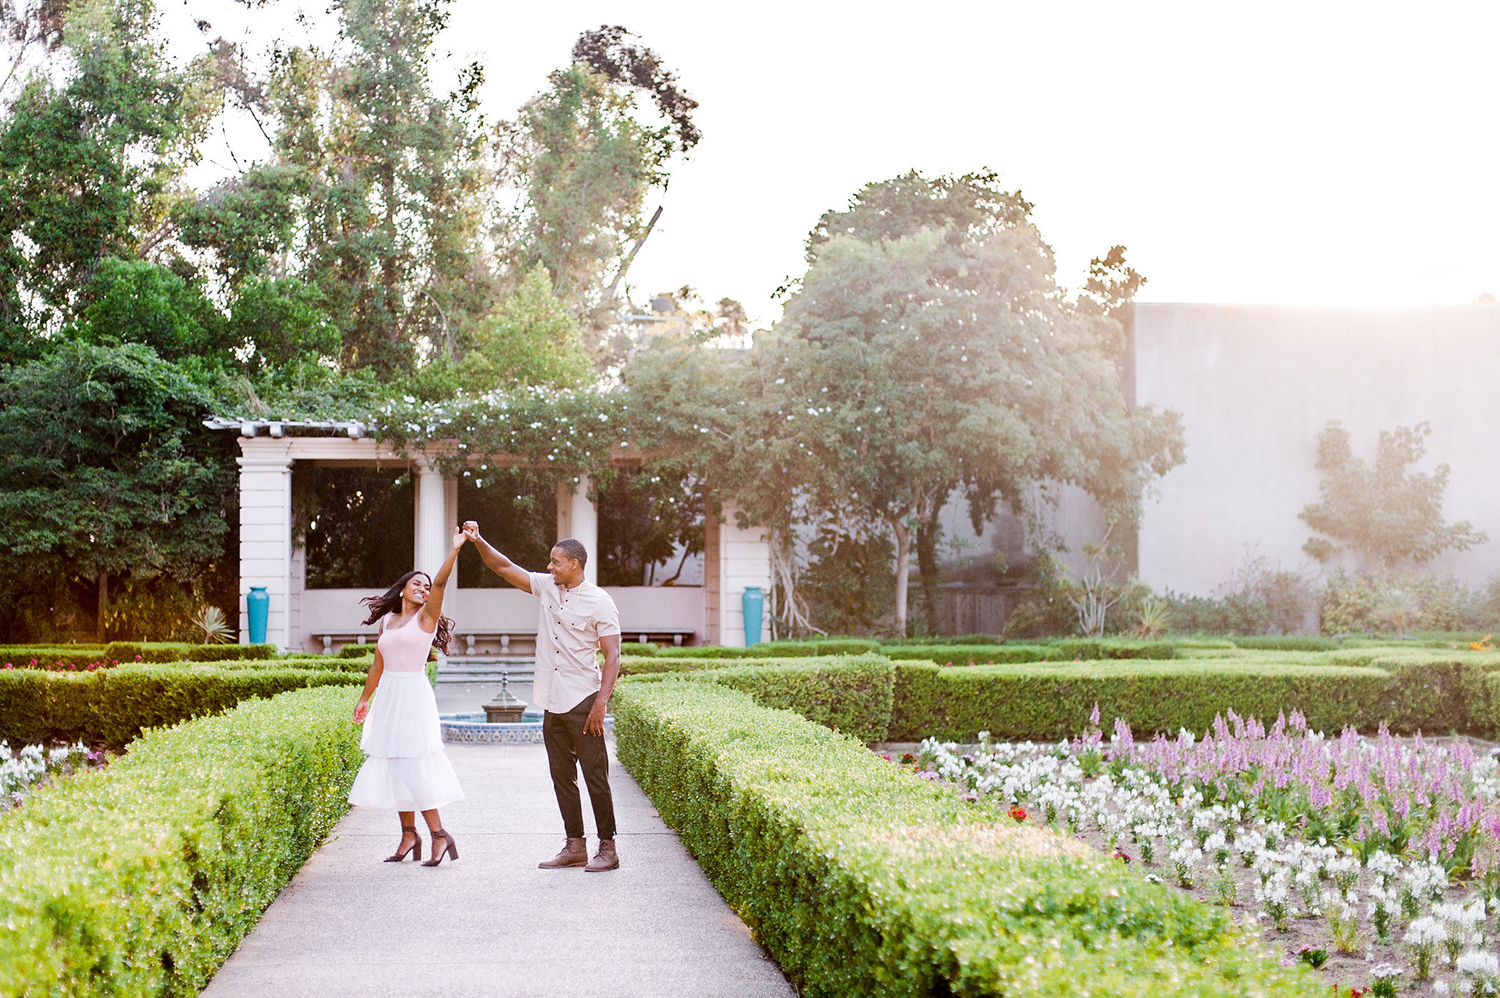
435, 656, 534, 684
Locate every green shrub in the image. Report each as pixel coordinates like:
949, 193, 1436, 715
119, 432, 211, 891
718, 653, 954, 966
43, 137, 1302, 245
184, 643, 278, 662
1042, 639, 1178, 661
0, 648, 120, 669
886, 661, 1397, 742
0, 664, 365, 748
812, 638, 882, 655
613, 680, 1319, 998
654, 645, 771, 659
884, 644, 1048, 665
0, 685, 362, 997
619, 656, 744, 677
882, 634, 999, 646
1229, 635, 1341, 652
658, 654, 894, 743
619, 642, 658, 656
100, 642, 198, 663
338, 643, 377, 658
1484, 672, 1500, 738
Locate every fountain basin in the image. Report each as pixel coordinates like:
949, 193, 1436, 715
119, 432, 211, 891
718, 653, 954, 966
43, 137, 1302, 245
439, 711, 614, 745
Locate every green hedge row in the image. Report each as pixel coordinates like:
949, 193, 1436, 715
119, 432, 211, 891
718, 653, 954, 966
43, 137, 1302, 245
1227, 635, 1342, 652
623, 649, 1500, 743
0, 643, 284, 669
613, 680, 1318, 998
0, 664, 365, 748
642, 638, 1174, 663
884, 640, 1176, 666
0, 685, 363, 997
625, 654, 894, 743
888, 661, 1404, 743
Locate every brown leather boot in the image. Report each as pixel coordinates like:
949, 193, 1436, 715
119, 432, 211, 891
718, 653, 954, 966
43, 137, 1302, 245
585, 838, 619, 872
538, 837, 588, 869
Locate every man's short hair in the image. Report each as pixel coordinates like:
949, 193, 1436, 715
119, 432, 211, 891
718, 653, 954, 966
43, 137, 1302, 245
554, 538, 588, 569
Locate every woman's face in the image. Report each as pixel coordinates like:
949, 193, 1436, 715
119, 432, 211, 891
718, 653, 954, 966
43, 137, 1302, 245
402, 574, 431, 606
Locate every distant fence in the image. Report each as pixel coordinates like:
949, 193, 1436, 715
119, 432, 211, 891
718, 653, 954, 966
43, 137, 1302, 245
917, 585, 1037, 636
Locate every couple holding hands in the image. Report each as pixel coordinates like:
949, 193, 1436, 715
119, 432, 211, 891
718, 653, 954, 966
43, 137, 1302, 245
346, 521, 623, 873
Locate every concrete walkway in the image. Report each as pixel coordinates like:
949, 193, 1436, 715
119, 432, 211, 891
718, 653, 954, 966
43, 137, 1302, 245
201, 741, 795, 998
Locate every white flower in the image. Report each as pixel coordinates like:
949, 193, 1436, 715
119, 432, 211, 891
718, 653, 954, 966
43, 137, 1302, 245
1458, 951, 1500, 976
1407, 916, 1449, 947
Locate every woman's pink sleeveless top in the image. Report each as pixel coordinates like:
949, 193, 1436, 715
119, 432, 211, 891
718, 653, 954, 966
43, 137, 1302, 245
377, 616, 435, 672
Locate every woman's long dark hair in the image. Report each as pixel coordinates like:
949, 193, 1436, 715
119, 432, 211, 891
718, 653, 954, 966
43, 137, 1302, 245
360, 570, 454, 655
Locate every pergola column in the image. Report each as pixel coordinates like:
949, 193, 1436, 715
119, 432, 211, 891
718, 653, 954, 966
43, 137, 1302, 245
413, 459, 452, 574
236, 439, 293, 649
555, 475, 598, 585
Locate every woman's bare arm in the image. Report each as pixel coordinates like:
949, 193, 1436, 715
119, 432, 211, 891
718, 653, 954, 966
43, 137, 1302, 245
420, 526, 465, 630
352, 644, 385, 724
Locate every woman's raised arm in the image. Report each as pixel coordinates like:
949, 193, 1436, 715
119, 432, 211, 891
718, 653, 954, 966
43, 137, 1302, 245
421, 526, 465, 629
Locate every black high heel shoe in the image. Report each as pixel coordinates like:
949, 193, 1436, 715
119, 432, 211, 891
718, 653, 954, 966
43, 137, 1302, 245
384, 827, 422, 862
422, 829, 458, 867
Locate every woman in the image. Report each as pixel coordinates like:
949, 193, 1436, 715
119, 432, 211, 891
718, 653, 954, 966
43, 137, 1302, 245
348, 526, 466, 866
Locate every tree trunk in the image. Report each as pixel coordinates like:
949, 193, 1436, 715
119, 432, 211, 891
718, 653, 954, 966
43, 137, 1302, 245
891, 516, 911, 637
96, 571, 108, 643
916, 504, 943, 635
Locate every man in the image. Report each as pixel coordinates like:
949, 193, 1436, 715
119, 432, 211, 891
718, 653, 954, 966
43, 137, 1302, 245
462, 522, 622, 872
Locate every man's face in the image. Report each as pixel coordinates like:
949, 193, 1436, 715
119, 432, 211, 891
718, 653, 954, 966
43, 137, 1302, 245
548, 546, 583, 586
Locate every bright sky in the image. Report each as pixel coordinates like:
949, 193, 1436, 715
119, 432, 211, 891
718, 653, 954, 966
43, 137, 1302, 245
164, 0, 1500, 327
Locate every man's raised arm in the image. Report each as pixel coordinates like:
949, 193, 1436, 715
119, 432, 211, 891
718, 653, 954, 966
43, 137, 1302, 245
462, 521, 533, 593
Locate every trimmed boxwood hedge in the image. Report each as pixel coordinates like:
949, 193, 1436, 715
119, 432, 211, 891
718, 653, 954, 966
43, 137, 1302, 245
0, 685, 363, 997
1228, 635, 1342, 652
613, 680, 1319, 998
626, 654, 894, 743
887, 660, 1398, 743
0, 664, 365, 747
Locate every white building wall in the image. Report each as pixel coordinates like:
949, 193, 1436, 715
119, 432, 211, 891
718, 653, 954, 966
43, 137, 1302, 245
1133, 303, 1500, 595
237, 439, 294, 648
717, 501, 772, 647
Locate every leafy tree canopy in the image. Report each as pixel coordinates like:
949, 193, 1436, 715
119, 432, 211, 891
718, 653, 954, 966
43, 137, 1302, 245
1300, 420, 1487, 567
0, 340, 232, 584
456, 263, 591, 393
0, 0, 216, 358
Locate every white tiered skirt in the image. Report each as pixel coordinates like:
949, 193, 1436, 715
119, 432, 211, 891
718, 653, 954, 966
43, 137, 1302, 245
348, 671, 465, 812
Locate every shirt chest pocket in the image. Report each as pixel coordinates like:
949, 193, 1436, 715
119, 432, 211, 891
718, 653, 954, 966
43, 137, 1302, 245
555, 607, 592, 635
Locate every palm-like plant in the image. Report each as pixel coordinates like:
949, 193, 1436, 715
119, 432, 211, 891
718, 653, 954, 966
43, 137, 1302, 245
1134, 598, 1171, 639
193, 605, 234, 644
1377, 587, 1419, 639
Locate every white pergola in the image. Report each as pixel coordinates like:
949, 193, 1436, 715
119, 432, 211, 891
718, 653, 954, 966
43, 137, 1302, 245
213, 419, 771, 652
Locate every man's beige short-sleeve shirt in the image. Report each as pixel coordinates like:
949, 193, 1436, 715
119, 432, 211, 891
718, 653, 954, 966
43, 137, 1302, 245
528, 572, 621, 714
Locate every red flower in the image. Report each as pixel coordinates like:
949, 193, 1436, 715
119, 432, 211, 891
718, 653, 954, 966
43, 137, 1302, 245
1008, 805, 1027, 822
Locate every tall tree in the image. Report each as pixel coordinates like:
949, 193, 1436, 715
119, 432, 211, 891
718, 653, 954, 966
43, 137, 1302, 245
0, 342, 233, 640
0, 0, 214, 359
498, 26, 698, 347
1301, 420, 1487, 567
194, 0, 493, 375
768, 171, 1183, 633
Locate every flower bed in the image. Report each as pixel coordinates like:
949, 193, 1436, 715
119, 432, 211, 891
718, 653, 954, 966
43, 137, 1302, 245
902, 708, 1500, 995
1, 741, 105, 807
614, 679, 1319, 997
